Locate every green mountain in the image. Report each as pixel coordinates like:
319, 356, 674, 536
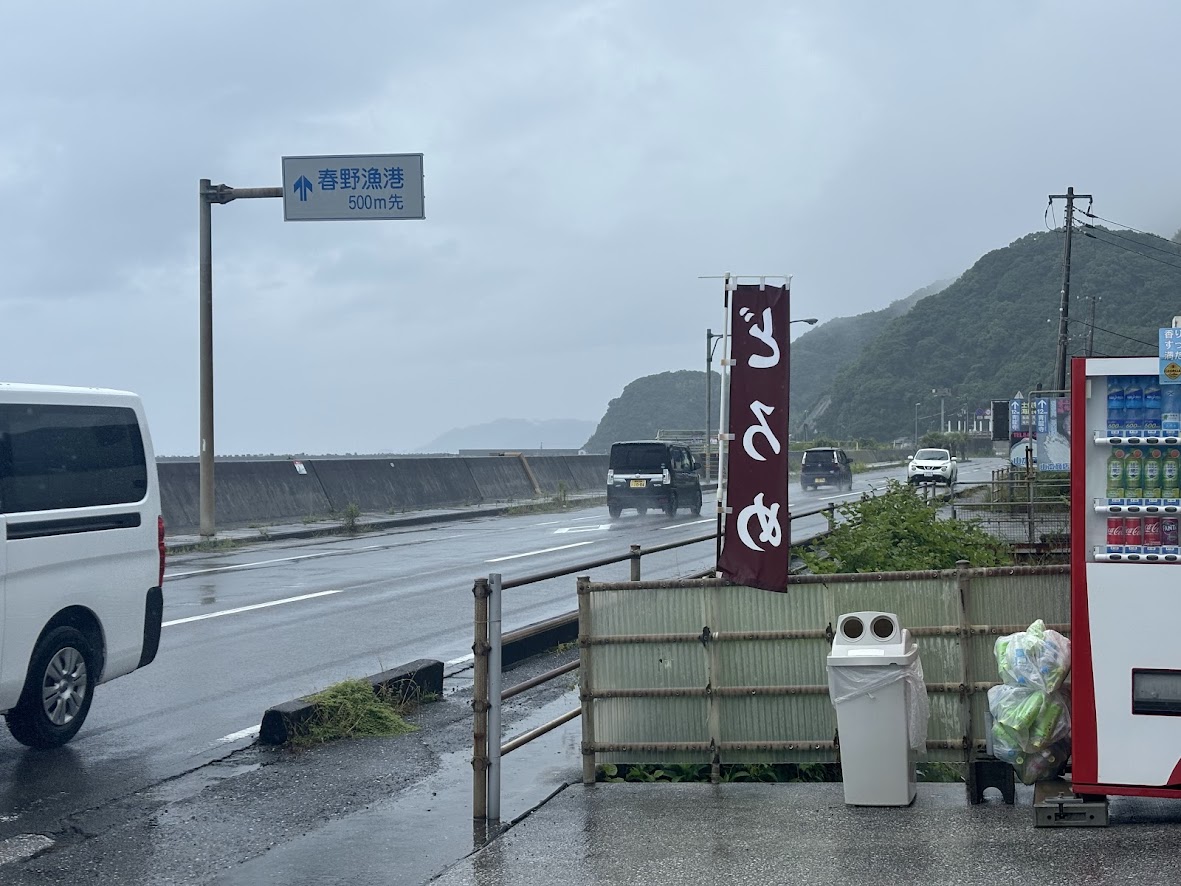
584, 226, 1181, 449
583, 370, 721, 453
811, 228, 1177, 441
790, 280, 951, 428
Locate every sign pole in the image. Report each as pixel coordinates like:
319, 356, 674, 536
197, 182, 283, 537
197, 154, 423, 537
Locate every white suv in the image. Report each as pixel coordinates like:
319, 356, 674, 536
907, 448, 958, 486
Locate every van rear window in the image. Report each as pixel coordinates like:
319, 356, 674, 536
610, 444, 668, 471
0, 404, 148, 513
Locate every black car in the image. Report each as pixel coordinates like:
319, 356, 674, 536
799, 447, 853, 492
607, 441, 703, 518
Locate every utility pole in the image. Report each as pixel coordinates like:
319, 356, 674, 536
1049, 187, 1092, 392
932, 387, 951, 433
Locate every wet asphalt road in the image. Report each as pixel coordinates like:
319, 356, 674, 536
0, 457, 1008, 882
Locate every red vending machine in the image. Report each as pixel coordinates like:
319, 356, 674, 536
1070, 355, 1181, 798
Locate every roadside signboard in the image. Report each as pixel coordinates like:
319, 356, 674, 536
719, 282, 791, 592
1159, 328, 1181, 384
281, 153, 424, 221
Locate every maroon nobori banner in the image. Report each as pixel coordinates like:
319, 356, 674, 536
719, 283, 790, 591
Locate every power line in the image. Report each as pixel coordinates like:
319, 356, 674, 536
1083, 229, 1181, 273
1081, 210, 1181, 250
1082, 223, 1181, 261
1064, 315, 1156, 349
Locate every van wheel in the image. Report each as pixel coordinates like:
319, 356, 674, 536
608, 503, 622, 519
6, 627, 97, 749
664, 492, 678, 518
691, 490, 703, 516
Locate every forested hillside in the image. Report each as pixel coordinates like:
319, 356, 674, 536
790, 280, 950, 423
812, 228, 1177, 441
584, 226, 1181, 449
583, 370, 720, 453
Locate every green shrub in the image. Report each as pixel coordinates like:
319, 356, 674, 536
798, 480, 1011, 573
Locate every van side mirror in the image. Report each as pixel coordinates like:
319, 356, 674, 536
691, 457, 700, 471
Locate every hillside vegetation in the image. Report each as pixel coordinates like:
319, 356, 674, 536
584, 226, 1181, 448
583, 370, 721, 453
814, 228, 1176, 441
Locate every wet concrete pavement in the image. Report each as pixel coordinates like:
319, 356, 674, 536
432, 782, 1181, 886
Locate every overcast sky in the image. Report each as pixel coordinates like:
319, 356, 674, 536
3, 1, 1180, 455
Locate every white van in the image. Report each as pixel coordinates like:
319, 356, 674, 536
0, 384, 164, 748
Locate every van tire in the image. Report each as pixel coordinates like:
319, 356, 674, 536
665, 493, 678, 518
608, 503, 622, 519
691, 490, 703, 516
6, 627, 97, 749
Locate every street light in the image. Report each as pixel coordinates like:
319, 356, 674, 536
705, 329, 725, 482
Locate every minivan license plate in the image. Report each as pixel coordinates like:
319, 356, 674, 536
630, 479, 645, 488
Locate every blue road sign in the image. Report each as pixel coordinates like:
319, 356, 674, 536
281, 154, 424, 221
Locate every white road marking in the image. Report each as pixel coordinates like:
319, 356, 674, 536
447, 653, 475, 667
533, 520, 563, 526
169, 536, 465, 579
655, 518, 714, 531
163, 589, 344, 627
218, 726, 260, 744
553, 524, 613, 534
486, 541, 595, 562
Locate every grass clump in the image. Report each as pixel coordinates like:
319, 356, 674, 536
289, 678, 420, 748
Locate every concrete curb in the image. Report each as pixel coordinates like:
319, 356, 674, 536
503, 613, 578, 669
259, 658, 444, 745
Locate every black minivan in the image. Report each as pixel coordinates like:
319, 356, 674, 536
607, 441, 703, 518
799, 447, 853, 491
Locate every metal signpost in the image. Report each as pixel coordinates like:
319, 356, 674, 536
197, 154, 424, 536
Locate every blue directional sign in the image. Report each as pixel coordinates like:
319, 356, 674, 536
281, 153, 424, 221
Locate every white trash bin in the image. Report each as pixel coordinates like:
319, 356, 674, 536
827, 611, 929, 806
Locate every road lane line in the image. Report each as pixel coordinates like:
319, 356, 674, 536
168, 535, 467, 579
655, 518, 715, 531
447, 653, 475, 667
218, 726, 261, 743
163, 589, 344, 627
554, 524, 612, 534
486, 541, 595, 562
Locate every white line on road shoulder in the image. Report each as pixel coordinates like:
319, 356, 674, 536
486, 541, 595, 562
163, 589, 344, 627
218, 726, 261, 744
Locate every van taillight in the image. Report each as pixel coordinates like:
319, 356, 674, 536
157, 516, 166, 588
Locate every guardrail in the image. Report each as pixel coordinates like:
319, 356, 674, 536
470, 501, 851, 822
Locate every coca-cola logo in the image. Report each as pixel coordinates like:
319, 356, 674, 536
1126, 522, 1143, 540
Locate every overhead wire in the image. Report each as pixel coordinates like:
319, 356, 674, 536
1082, 223, 1181, 261
1081, 209, 1181, 250
1083, 228, 1181, 273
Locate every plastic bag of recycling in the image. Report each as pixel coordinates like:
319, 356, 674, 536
829, 653, 930, 752
1012, 738, 1071, 785
988, 683, 1071, 754
994, 619, 1071, 694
